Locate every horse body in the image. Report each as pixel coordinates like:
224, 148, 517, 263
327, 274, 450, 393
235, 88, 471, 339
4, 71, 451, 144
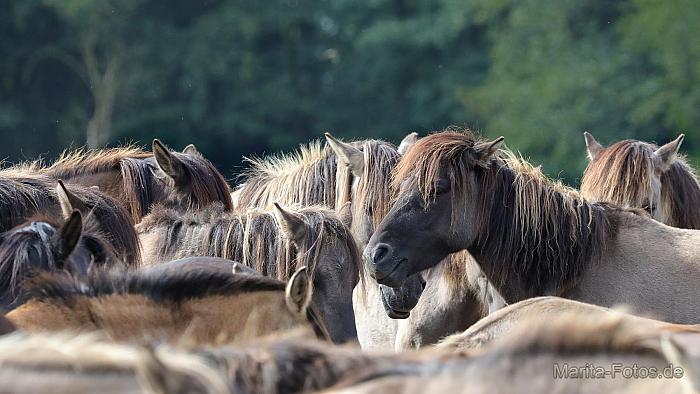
572, 214, 700, 323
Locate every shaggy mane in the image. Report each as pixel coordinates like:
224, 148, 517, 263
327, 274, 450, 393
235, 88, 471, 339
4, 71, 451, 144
395, 129, 619, 301
139, 203, 363, 285
39, 146, 151, 179
582, 139, 700, 229
21, 266, 286, 305
235, 141, 342, 210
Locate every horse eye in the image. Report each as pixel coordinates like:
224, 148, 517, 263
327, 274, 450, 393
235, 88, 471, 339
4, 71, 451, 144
435, 180, 451, 196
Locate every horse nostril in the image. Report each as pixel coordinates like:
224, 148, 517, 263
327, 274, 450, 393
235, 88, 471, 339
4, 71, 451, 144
372, 243, 391, 265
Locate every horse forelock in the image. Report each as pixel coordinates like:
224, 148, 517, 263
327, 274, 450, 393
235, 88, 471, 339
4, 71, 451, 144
581, 139, 700, 229
581, 140, 657, 212
392, 129, 483, 206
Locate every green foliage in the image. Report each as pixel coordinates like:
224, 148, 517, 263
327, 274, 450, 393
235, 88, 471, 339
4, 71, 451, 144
1, 0, 698, 181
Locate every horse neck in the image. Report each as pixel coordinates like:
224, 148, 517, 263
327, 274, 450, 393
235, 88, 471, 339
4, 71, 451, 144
467, 164, 614, 303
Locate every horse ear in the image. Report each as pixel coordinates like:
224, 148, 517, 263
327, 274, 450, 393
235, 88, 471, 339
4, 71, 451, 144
0, 315, 16, 336
285, 266, 312, 315
653, 134, 684, 173
398, 132, 418, 155
182, 143, 203, 158
474, 136, 504, 159
55, 180, 90, 219
325, 132, 364, 177
54, 210, 83, 264
337, 201, 353, 228
232, 262, 259, 275
152, 139, 187, 184
584, 132, 604, 160
272, 203, 308, 244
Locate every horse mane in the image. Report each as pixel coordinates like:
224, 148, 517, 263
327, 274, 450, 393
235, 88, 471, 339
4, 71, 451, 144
0, 332, 229, 393
0, 216, 117, 309
350, 139, 401, 231
139, 203, 363, 284
36, 146, 156, 221
395, 130, 618, 300
39, 146, 151, 179
235, 138, 400, 238
0, 172, 58, 232
21, 265, 286, 305
234, 141, 341, 209
581, 139, 700, 229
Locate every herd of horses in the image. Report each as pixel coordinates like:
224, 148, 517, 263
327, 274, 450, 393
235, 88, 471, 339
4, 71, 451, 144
0, 129, 699, 393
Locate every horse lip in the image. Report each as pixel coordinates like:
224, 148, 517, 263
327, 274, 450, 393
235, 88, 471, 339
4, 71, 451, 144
374, 258, 407, 282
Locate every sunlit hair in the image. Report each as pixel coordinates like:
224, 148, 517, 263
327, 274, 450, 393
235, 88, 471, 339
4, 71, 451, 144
581, 139, 700, 229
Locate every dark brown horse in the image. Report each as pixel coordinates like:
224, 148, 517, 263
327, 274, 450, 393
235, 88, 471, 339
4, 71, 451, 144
35, 140, 233, 222
137, 202, 362, 343
368, 129, 700, 323
0, 211, 118, 310
0, 168, 141, 266
582, 132, 700, 229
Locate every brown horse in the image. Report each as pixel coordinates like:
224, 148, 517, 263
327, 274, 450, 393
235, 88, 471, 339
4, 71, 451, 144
0, 168, 141, 266
0, 211, 118, 310
368, 129, 700, 323
137, 202, 361, 343
0, 332, 228, 394
233, 133, 494, 350
7, 260, 327, 345
582, 132, 700, 229
35, 140, 232, 222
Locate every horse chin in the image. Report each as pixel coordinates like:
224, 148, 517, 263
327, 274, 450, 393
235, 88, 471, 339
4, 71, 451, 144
380, 291, 411, 319
379, 272, 425, 320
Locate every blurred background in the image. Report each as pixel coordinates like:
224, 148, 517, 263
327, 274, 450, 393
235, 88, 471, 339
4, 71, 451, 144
1, 0, 698, 184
